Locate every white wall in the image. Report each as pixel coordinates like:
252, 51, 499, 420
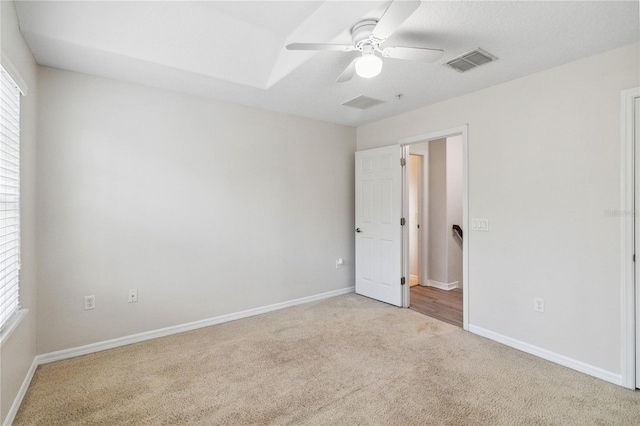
446, 136, 463, 287
36, 67, 356, 354
357, 43, 640, 376
0, 0, 39, 423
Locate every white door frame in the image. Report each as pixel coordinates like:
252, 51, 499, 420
621, 87, 639, 389
399, 125, 469, 331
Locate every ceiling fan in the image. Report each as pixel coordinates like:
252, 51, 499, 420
286, 0, 444, 82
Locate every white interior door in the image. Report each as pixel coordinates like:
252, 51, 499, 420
355, 145, 403, 306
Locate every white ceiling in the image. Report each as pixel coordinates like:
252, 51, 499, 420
15, 1, 640, 127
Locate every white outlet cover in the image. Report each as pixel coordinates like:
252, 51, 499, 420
84, 295, 95, 310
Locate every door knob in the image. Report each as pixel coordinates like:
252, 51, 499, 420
355, 228, 362, 233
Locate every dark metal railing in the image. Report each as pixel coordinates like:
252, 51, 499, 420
452, 224, 463, 240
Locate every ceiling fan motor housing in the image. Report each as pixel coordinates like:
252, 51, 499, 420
351, 20, 378, 48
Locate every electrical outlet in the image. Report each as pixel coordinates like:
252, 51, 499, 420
84, 295, 95, 310
534, 297, 544, 313
128, 289, 138, 303
336, 258, 344, 269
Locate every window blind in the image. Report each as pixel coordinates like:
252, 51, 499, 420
0, 65, 21, 332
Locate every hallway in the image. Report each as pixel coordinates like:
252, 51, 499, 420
409, 286, 462, 327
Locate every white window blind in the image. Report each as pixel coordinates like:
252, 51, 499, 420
0, 65, 21, 332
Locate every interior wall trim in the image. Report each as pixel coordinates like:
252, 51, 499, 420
425, 280, 458, 291
620, 86, 640, 389
4, 286, 355, 424
469, 325, 622, 386
37, 286, 355, 365
3, 357, 38, 426
0, 52, 29, 95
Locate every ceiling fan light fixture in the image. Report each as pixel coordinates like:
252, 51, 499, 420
355, 52, 383, 78
286, 0, 439, 83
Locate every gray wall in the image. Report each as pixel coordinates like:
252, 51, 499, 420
0, 1, 39, 422
408, 154, 420, 278
428, 139, 447, 283
36, 67, 356, 353
357, 42, 640, 376
446, 136, 463, 286
426, 137, 462, 287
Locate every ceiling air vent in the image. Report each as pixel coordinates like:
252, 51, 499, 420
342, 95, 384, 110
444, 48, 498, 73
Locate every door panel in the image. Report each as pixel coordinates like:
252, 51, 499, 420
355, 145, 403, 306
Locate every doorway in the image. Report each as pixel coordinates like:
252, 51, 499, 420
399, 126, 469, 330
405, 136, 464, 327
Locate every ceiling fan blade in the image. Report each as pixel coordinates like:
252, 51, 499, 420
382, 46, 444, 62
286, 43, 355, 52
372, 0, 421, 40
336, 58, 358, 83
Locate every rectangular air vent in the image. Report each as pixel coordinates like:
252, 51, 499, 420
342, 95, 384, 110
444, 48, 498, 73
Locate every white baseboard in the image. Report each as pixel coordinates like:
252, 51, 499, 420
425, 279, 458, 291
469, 325, 622, 386
409, 274, 419, 282
38, 286, 355, 365
6, 287, 354, 422
3, 357, 38, 426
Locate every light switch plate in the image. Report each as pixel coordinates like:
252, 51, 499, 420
471, 218, 489, 231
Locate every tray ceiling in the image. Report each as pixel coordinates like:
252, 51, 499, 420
15, 1, 640, 126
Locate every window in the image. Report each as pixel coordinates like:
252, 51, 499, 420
0, 64, 21, 332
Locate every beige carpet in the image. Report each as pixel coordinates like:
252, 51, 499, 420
15, 294, 640, 425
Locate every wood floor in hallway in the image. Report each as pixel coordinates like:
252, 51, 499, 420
409, 285, 463, 327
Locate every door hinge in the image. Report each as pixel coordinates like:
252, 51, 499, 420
400, 217, 406, 226
401, 277, 406, 285
634, 254, 636, 262
400, 157, 406, 166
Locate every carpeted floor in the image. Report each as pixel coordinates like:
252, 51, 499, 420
14, 293, 640, 425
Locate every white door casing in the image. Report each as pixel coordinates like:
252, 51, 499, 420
635, 96, 640, 387
355, 146, 403, 307
621, 87, 639, 389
